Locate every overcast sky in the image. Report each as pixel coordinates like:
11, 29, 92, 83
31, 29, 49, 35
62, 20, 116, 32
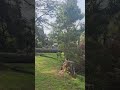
39, 0, 85, 34
77, 0, 85, 22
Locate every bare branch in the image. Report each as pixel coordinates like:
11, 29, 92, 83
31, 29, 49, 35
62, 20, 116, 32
24, 0, 34, 7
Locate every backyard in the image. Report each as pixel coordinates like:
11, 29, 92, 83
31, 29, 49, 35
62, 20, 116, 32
35, 53, 85, 90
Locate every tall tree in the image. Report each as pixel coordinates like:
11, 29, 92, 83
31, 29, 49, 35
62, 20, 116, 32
49, 0, 85, 73
54, 0, 84, 58
35, 0, 59, 48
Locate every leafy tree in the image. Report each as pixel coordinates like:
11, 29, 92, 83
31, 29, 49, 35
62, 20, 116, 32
35, 0, 59, 48
49, 0, 85, 73
35, 26, 46, 48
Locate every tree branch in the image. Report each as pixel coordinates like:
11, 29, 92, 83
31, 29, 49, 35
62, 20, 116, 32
24, 0, 34, 7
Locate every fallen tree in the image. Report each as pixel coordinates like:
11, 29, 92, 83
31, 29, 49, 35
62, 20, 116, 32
35, 48, 62, 53
59, 59, 76, 78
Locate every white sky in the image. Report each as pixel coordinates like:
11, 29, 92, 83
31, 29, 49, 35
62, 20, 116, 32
77, 0, 85, 22
40, 0, 85, 34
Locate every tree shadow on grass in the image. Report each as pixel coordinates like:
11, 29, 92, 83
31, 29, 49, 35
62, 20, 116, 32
40, 54, 57, 60
0, 63, 34, 75
9, 67, 34, 75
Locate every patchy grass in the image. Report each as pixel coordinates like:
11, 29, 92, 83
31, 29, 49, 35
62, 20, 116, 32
35, 53, 85, 90
0, 63, 34, 90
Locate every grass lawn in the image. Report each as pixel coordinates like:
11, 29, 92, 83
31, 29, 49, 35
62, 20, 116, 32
35, 53, 85, 90
0, 63, 34, 90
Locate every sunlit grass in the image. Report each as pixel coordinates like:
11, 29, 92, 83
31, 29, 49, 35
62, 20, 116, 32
35, 53, 85, 90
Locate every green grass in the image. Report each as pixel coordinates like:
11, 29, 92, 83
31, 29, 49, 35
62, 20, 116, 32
35, 53, 85, 90
0, 63, 34, 90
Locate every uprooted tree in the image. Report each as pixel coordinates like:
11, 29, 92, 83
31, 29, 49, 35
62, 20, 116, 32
60, 59, 76, 77
48, 0, 85, 75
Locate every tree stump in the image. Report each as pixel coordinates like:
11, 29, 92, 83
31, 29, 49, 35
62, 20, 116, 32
60, 59, 76, 78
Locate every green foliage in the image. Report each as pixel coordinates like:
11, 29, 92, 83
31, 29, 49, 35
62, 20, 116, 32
35, 26, 46, 48
47, 0, 85, 73
56, 0, 84, 28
